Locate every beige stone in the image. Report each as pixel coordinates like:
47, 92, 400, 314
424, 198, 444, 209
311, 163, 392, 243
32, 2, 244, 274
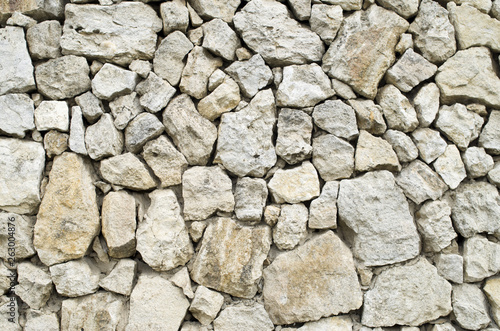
102, 191, 136, 258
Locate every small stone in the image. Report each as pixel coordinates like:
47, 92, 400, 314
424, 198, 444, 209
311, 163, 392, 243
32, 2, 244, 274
433, 144, 466, 189
479, 110, 500, 155
395, 33, 413, 54
135, 72, 176, 113
467, 103, 488, 116
322, 0, 362, 13
182, 166, 234, 221
6, 12, 36, 28
171, 267, 194, 299
90, 60, 103, 76
355, 130, 400, 172
264, 205, 281, 227
331, 79, 357, 100
494, 0, 500, 18
235, 47, 252, 61
188, 0, 240, 22
190, 286, 224, 325
435, 103, 484, 150
16, 262, 52, 309
376, 85, 419, 133
412, 83, 440, 127
489, 162, 500, 187
208, 69, 226, 91
484, 277, 500, 326
160, 0, 189, 35
435, 253, 463, 284
202, 19, 240, 61
34, 101, 69, 132
50, 258, 100, 297
416, 199, 456, 252
396, 160, 448, 204
289, 0, 312, 20
362, 258, 452, 327
309, 4, 342, 45
198, 77, 240, 121
74, 91, 104, 124
313, 100, 358, 141
85, 113, 123, 161
377, 0, 418, 18
0, 213, 35, 259
463, 235, 500, 282
108, 92, 143, 130
190, 217, 271, 298
411, 128, 447, 164
277, 64, 334, 108
273, 203, 308, 250
0, 296, 21, 330
0, 93, 35, 138
452, 283, 490, 330
189, 221, 207, 243
309, 181, 338, 229
225, 54, 273, 98
100, 153, 156, 191
92, 63, 139, 101
124, 113, 164, 154
214, 303, 274, 331
347, 99, 387, 135
43, 130, 68, 158
276, 109, 313, 165
129, 59, 152, 79
98, 259, 136, 296
268, 161, 320, 204
312, 134, 354, 181
68, 106, 87, 155
234, 177, 268, 223
383, 130, 419, 163
24, 311, 59, 331
153, 31, 194, 87
463, 147, 494, 178
26, 21, 61, 60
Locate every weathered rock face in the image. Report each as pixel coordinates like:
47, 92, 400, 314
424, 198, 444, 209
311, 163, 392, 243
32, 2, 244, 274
396, 160, 448, 204
273, 203, 308, 250
433, 144, 466, 190
347, 99, 387, 135
188, 0, 240, 22
264, 231, 362, 325
268, 161, 320, 204
50, 258, 100, 297
452, 283, 490, 330
234, 177, 268, 223
225, 54, 273, 98
312, 134, 354, 181
416, 200, 456, 252
0, 213, 35, 260
313, 100, 358, 141
386, 49, 438, 93
100, 152, 156, 190
377, 84, 419, 133
190, 285, 224, 325
16, 262, 52, 309
191, 218, 271, 298
34, 153, 99, 266
214, 303, 274, 331
153, 31, 193, 87
309, 4, 343, 45
463, 235, 500, 282
91, 63, 139, 101
0, 94, 35, 138
198, 76, 240, 121
479, 110, 500, 155
124, 112, 164, 153
355, 130, 400, 172
85, 113, 123, 161
276, 109, 313, 165
26, 20, 61, 60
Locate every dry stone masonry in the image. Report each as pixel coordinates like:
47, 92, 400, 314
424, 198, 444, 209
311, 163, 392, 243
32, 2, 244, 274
1, 0, 500, 330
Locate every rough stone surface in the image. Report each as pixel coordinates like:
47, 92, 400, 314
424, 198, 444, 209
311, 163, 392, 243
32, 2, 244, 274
85, 113, 123, 161
16, 262, 52, 309
416, 199, 456, 252
124, 112, 164, 153
452, 283, 490, 330
276, 109, 313, 165
383, 130, 419, 163
234, 177, 268, 223
309, 4, 343, 45
99, 153, 157, 191
312, 134, 354, 181
225, 54, 273, 98
188, 0, 240, 22
24, 311, 59, 331
198, 77, 240, 121
412, 83, 440, 127
135, 72, 176, 113
386, 48, 437, 93
463, 147, 494, 178
109, 92, 143, 130
50, 258, 100, 297
313, 100, 358, 141
376, 85, 419, 133
0, 93, 35, 138
411, 128, 447, 164
202, 19, 240, 61
91, 63, 139, 101
396, 160, 448, 204
99, 259, 136, 296
377, 0, 418, 18
189, 286, 224, 326
153, 31, 193, 87
0, 213, 35, 259
74, 91, 103, 124
433, 144, 466, 189
43, 130, 68, 158
34, 101, 69, 132
355, 130, 400, 172
463, 235, 500, 282
347, 99, 387, 135
309, 181, 338, 229
435, 253, 464, 284
484, 277, 500, 326
268, 161, 320, 204
214, 303, 274, 331
161, 0, 189, 35
273, 203, 308, 250
479, 110, 500, 155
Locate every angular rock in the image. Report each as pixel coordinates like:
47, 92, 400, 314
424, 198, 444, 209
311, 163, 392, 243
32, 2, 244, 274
435, 47, 500, 108
312, 134, 354, 181
24, 311, 59, 331
6, 12, 36, 28
322, 5, 408, 99
463, 147, 494, 178
202, 19, 240, 61
61, 2, 162, 65
34, 153, 99, 266
34, 101, 69, 132
233, 0, 324, 66
0, 139, 44, 214
355, 130, 400, 172
198, 77, 240, 121
50, 258, 100, 297
383, 130, 419, 163
411, 128, 447, 164
0, 213, 35, 259
153, 31, 194, 87
68, 106, 87, 155
142, 135, 188, 188
0, 26, 35, 95
386, 49, 437, 93
0, 93, 35, 138
309, 4, 342, 45
377, 0, 418, 18
276, 109, 313, 165
489, 163, 500, 187
85, 113, 123, 160
362, 258, 452, 327
297, 316, 353, 331
129, 59, 152, 79
332, 79, 357, 100
452, 283, 490, 330
188, 0, 240, 22
276, 64, 334, 108
268, 161, 320, 204
234, 177, 268, 223
0, 295, 21, 330
208, 69, 225, 91
412, 83, 440, 127
264, 205, 281, 227
182, 166, 234, 221
101, 191, 136, 258
190, 286, 224, 325
91, 63, 139, 101
100, 152, 157, 190
289, 0, 312, 20
135, 72, 176, 113
225, 54, 273, 98
108, 92, 143, 130
338, 171, 420, 266
74, 91, 103, 124
264, 231, 362, 324
318, 0, 362, 10
124, 113, 164, 153
309, 181, 338, 229
171, 267, 194, 300
43, 130, 68, 158
99, 258, 136, 296
163, 94, 217, 165
435, 103, 483, 150
215, 89, 277, 177
214, 303, 274, 331
463, 235, 500, 282
16, 262, 52, 309
433, 144, 466, 189
408, 0, 456, 63
435, 253, 464, 284
479, 110, 500, 155
347, 99, 387, 135
376, 85, 419, 132
484, 277, 500, 326
160, 0, 189, 35
396, 160, 448, 204
313, 100, 358, 141
273, 203, 308, 250
191, 217, 271, 298
416, 199, 456, 252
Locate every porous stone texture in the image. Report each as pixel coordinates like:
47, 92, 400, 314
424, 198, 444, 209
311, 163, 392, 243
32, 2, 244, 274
91, 63, 139, 101
433, 144, 466, 189
463, 235, 500, 282
34, 101, 69, 132
153, 31, 193, 87
0, 213, 35, 260
355, 130, 400, 172
452, 283, 490, 330
135, 72, 176, 114
99, 153, 156, 190
268, 161, 320, 204
386, 48, 437, 93
50, 258, 100, 297
85, 113, 123, 160
225, 54, 273, 98
124, 112, 164, 153
312, 134, 354, 181
377, 84, 419, 133
309, 181, 339, 229
234, 178, 268, 223
99, 258, 136, 296
313, 100, 358, 141
480, 110, 500, 155
16, 262, 52, 309
396, 160, 448, 204
273, 203, 308, 250
189, 286, 224, 325
214, 303, 274, 331
347, 99, 387, 135
416, 200, 456, 252
0, 94, 35, 138
276, 108, 313, 164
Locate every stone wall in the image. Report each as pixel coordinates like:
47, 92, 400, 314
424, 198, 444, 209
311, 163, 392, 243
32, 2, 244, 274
0, 0, 500, 330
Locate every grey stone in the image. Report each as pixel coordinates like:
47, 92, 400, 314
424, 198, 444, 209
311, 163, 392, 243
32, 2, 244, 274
435, 253, 463, 284
0, 93, 35, 138
50, 258, 100, 297
91, 63, 139, 101
6, 12, 36, 28
268, 161, 320, 204
0, 213, 35, 260
452, 283, 490, 330
433, 144, 466, 189
34, 101, 69, 132
225, 54, 273, 98
214, 303, 274, 331
289, 0, 311, 20
264, 205, 281, 227
100, 153, 156, 191
171, 267, 194, 299
412, 83, 440, 127
312, 134, 354, 181
108, 92, 143, 130
153, 31, 194, 87
187, 0, 240, 22
322, 0, 362, 10
43, 130, 68, 158
494, 0, 500, 18
190, 286, 224, 325
489, 163, 500, 187
463, 147, 494, 178
347, 99, 387, 135
411, 128, 447, 164
273, 203, 308, 250
68, 106, 87, 155
383, 130, 419, 163
208, 69, 226, 91
449, 0, 492, 12
26, 20, 61, 60
99, 259, 136, 296
309, 4, 343, 45
479, 110, 500, 155
313, 100, 359, 141
484, 277, 500, 327
376, 85, 419, 133
416, 199, 456, 252
0, 296, 21, 330
189, 222, 207, 243
276, 109, 313, 165
161, 0, 189, 35
129, 59, 152, 79
24, 311, 59, 331
463, 235, 500, 282
16, 262, 52, 309
376, 0, 418, 18
202, 19, 240, 61
85, 113, 123, 161
355, 130, 400, 172
234, 177, 268, 223
309, 181, 338, 229
396, 160, 448, 204
395, 33, 413, 54
198, 76, 240, 121
331, 79, 357, 100
75, 91, 103, 123
124, 113, 164, 154
135, 72, 176, 113
297, 316, 353, 331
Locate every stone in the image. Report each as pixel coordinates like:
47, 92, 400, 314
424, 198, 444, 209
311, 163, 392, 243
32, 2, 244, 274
347, 99, 387, 135
416, 199, 456, 252
26, 20, 61, 60
179, 46, 223, 100
16, 262, 52, 309
433, 144, 466, 189
24, 311, 59, 331
99, 259, 136, 296
0, 296, 21, 330
129, 59, 152, 79
435, 253, 464, 284
435, 47, 500, 108
50, 258, 100, 297
0, 27, 36, 95
182, 166, 234, 221
0, 93, 35, 138
309, 4, 343, 45
411, 128, 447, 164
435, 103, 483, 150
190, 286, 224, 325
264, 231, 362, 325
479, 110, 500, 155
34, 101, 69, 132
313, 100, 359, 141
0, 264, 12, 295
289, 0, 312, 20
408, 0, 456, 63
109, 92, 143, 130
376, 85, 419, 133
187, 0, 240, 22
75, 91, 103, 124
312, 134, 354, 181
191, 217, 271, 298
322, 0, 362, 10
451, 0, 492, 12
85, 113, 123, 160
215, 89, 277, 177
277, 64, 334, 108
198, 77, 241, 121
0, 213, 35, 259
484, 277, 500, 326
385, 49, 438, 93
202, 19, 240, 61
396, 160, 448, 204
322, 5, 408, 99
383, 130, 419, 163
43, 130, 68, 158
124, 113, 164, 154
412, 83, 440, 127
101, 191, 136, 258
136, 189, 193, 271
450, 181, 500, 238
171, 267, 194, 299
234, 178, 268, 223
189, 222, 207, 243
161, 0, 189, 35
208, 69, 226, 91
163, 94, 217, 165
91, 63, 139, 101
298, 316, 353, 330
100, 153, 156, 191
276, 109, 313, 165
214, 303, 274, 331
377, 0, 418, 18
135, 72, 176, 113
331, 79, 357, 100
181, 322, 209, 331
494, 0, 500, 18
233, 0, 324, 66
273, 203, 308, 250
61, 291, 127, 331
61, 2, 162, 65
153, 31, 194, 87
463, 235, 500, 282
452, 284, 490, 330
449, 2, 500, 52
309, 181, 338, 229
432, 323, 457, 331
338, 171, 420, 266
395, 33, 413, 54
264, 205, 281, 227
225, 55, 273, 98
355, 130, 400, 172
6, 12, 36, 28
68, 106, 87, 155
142, 135, 188, 188
268, 161, 320, 204
463, 147, 494, 178
235, 48, 252, 61
362, 258, 452, 327
0, 139, 44, 214
489, 163, 500, 187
